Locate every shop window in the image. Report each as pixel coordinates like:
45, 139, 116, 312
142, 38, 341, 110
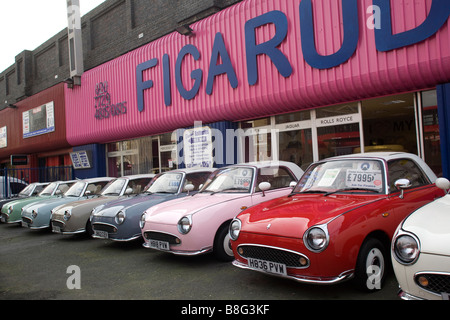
278, 129, 313, 170
362, 93, 417, 154
316, 102, 361, 159
241, 117, 272, 163
159, 132, 178, 172
107, 136, 155, 177
275, 111, 313, 170
421, 90, 442, 176
317, 123, 360, 159
316, 103, 358, 119
275, 111, 310, 124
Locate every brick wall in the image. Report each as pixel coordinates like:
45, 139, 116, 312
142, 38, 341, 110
0, 0, 242, 109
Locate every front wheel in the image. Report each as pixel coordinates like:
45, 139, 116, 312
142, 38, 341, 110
354, 238, 387, 292
85, 220, 94, 237
213, 224, 234, 262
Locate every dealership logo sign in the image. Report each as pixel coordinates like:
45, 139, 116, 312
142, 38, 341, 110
94, 82, 127, 120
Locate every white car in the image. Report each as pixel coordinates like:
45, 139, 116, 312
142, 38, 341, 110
392, 177, 450, 300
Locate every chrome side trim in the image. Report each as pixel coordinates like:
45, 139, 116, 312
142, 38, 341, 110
57, 229, 86, 235
109, 234, 142, 242
142, 241, 212, 256
398, 290, 425, 301
28, 224, 50, 230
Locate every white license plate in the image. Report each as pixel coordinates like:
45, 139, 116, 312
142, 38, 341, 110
1, 216, 6, 223
21, 221, 28, 228
149, 239, 170, 251
52, 225, 61, 233
94, 230, 109, 239
442, 293, 450, 300
247, 258, 287, 276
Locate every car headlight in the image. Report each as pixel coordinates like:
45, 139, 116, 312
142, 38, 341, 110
115, 211, 126, 225
303, 225, 329, 252
7, 206, 13, 214
229, 219, 241, 241
32, 210, 38, 219
178, 215, 192, 234
139, 213, 146, 229
63, 209, 71, 221
393, 232, 420, 265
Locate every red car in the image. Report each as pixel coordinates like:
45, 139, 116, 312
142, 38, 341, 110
230, 152, 445, 291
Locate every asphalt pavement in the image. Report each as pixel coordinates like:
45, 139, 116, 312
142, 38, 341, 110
0, 222, 400, 301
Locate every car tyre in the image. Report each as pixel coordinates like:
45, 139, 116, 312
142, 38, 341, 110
86, 220, 94, 237
354, 238, 387, 292
214, 223, 234, 262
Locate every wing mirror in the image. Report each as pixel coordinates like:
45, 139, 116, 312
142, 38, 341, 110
289, 181, 297, 188
435, 177, 450, 194
395, 179, 411, 199
185, 184, 195, 195
124, 187, 133, 195
259, 182, 271, 197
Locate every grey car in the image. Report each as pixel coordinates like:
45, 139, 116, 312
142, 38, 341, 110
90, 168, 215, 241
21, 177, 113, 230
51, 174, 155, 236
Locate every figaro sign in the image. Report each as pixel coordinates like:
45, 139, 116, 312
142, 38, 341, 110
136, 0, 450, 112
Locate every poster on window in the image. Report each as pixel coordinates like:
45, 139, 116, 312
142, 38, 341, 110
70, 150, 91, 169
22, 102, 55, 139
0, 126, 6, 148
183, 126, 213, 168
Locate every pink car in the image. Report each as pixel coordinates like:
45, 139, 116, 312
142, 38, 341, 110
141, 161, 303, 261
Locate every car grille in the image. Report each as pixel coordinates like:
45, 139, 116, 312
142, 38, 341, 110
92, 223, 117, 233
237, 244, 309, 268
22, 217, 32, 224
415, 273, 450, 295
52, 220, 65, 229
144, 231, 180, 245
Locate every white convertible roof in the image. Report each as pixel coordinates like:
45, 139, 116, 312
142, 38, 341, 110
325, 152, 438, 182
231, 161, 304, 180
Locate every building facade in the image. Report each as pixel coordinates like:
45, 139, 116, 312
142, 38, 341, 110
1, 0, 450, 181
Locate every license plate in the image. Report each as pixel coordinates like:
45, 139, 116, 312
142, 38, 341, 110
148, 239, 170, 251
94, 230, 109, 239
442, 293, 450, 300
247, 258, 287, 276
52, 225, 61, 233
21, 221, 28, 228
1, 216, 6, 223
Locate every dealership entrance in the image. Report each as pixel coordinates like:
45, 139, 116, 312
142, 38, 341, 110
238, 90, 441, 175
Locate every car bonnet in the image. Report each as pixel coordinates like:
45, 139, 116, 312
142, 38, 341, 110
237, 193, 383, 238
401, 195, 450, 256
145, 192, 249, 224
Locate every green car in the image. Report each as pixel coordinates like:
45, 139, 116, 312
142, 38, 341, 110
0, 180, 76, 224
